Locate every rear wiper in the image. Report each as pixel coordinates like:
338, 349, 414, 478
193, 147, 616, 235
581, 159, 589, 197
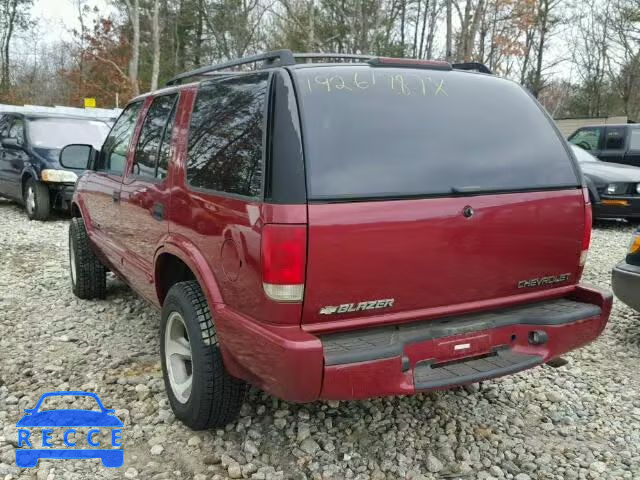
450, 185, 487, 194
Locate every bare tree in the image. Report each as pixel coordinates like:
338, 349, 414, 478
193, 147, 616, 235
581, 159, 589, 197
445, 0, 452, 60
123, 0, 140, 95
151, 0, 160, 90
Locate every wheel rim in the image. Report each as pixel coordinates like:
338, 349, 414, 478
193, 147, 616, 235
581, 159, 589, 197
69, 236, 77, 286
25, 186, 35, 214
165, 312, 193, 404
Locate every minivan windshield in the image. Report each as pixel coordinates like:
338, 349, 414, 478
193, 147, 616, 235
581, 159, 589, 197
295, 66, 580, 200
27, 118, 111, 150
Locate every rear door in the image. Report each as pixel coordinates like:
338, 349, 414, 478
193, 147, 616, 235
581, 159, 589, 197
599, 126, 628, 165
117, 93, 178, 301
293, 66, 585, 325
623, 127, 640, 167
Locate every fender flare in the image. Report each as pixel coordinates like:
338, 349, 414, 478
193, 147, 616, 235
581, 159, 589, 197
20, 165, 39, 194
154, 233, 224, 308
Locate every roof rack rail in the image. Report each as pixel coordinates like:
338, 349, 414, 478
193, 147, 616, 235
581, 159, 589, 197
165, 51, 493, 86
293, 53, 375, 62
452, 62, 492, 74
166, 49, 296, 86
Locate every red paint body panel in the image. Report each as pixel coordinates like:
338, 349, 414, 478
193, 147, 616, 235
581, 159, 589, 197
303, 190, 585, 326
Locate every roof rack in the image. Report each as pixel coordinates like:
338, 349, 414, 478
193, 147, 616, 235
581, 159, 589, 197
166, 50, 493, 86
452, 62, 492, 74
166, 49, 296, 86
293, 53, 375, 62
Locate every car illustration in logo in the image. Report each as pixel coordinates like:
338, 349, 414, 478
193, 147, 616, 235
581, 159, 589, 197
15, 391, 123, 468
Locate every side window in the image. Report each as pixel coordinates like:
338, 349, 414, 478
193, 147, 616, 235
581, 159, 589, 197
98, 102, 142, 174
157, 100, 178, 180
569, 127, 602, 151
186, 73, 269, 197
9, 119, 25, 145
605, 126, 627, 150
629, 129, 640, 151
133, 94, 177, 179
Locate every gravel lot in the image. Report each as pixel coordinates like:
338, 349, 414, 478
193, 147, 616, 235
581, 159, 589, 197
0, 198, 639, 480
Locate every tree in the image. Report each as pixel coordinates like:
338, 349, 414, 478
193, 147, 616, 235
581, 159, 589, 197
0, 0, 33, 93
122, 0, 141, 95
151, 0, 160, 89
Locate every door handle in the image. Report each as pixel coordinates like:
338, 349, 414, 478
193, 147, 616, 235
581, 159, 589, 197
112, 190, 120, 203
152, 202, 165, 221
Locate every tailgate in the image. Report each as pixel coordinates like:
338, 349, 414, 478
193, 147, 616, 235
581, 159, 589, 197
302, 189, 585, 325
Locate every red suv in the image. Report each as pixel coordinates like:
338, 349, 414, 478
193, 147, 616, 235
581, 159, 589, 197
60, 51, 613, 430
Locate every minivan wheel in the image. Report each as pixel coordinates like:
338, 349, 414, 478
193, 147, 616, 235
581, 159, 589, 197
161, 281, 246, 430
24, 178, 50, 221
69, 217, 106, 299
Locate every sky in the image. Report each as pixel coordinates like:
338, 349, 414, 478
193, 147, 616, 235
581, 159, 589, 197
33, 0, 111, 43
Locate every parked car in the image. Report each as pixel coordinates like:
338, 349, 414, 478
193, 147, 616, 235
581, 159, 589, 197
61, 50, 613, 430
612, 228, 640, 311
568, 123, 640, 167
572, 145, 640, 221
0, 113, 110, 220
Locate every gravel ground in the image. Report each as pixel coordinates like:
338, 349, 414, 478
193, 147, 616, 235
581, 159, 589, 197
0, 198, 639, 480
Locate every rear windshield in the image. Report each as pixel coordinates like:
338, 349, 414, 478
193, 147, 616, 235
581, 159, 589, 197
294, 66, 579, 200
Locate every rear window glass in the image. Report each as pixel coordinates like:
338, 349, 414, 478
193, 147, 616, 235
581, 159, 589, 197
186, 73, 269, 197
295, 66, 579, 200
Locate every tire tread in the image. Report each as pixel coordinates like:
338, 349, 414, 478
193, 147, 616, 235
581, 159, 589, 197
162, 281, 246, 429
69, 217, 106, 299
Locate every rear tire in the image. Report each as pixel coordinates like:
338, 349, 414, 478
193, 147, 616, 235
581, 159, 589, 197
24, 177, 50, 221
69, 217, 106, 299
161, 281, 246, 430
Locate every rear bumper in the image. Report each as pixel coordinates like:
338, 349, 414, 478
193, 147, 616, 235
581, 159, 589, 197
214, 285, 612, 402
612, 261, 640, 311
594, 196, 640, 219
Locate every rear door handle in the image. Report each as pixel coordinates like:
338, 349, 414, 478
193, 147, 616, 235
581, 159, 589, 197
112, 190, 120, 203
152, 202, 165, 221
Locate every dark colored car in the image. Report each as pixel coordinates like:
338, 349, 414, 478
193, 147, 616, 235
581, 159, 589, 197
60, 50, 612, 430
0, 113, 110, 220
568, 123, 640, 168
572, 145, 640, 220
612, 229, 640, 311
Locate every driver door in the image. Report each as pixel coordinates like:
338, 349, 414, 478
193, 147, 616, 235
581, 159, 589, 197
0, 117, 27, 200
568, 126, 603, 158
82, 102, 143, 272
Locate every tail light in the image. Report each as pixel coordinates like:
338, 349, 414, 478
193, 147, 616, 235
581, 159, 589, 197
579, 187, 592, 276
261, 224, 306, 302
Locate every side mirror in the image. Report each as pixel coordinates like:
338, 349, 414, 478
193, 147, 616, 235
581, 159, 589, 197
59, 144, 95, 170
2, 137, 21, 149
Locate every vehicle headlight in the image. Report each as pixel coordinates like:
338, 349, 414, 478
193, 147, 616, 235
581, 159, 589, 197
606, 183, 627, 195
636, 183, 640, 194
41, 169, 78, 183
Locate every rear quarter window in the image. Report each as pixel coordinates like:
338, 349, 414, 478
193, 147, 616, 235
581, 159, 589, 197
185, 72, 269, 198
294, 66, 580, 200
